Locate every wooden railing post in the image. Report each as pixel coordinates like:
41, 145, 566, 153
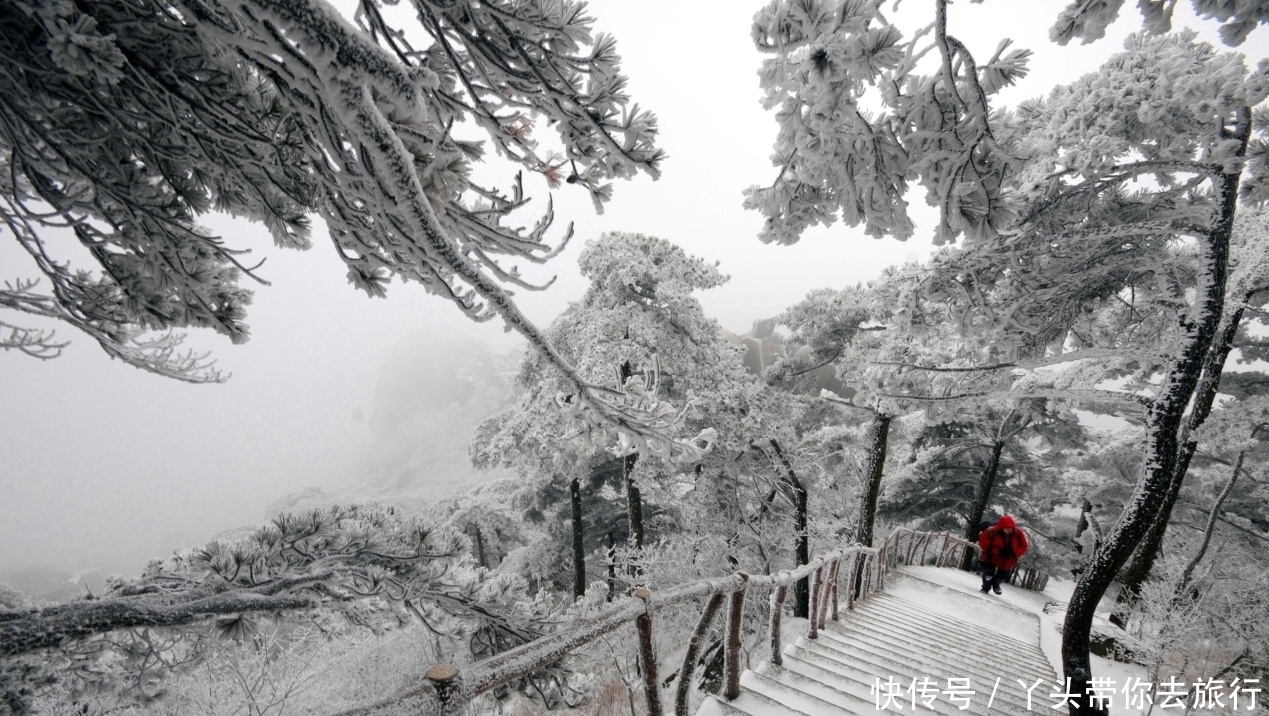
675, 593, 724, 716
808, 566, 823, 639
723, 572, 748, 701
847, 552, 861, 610
633, 587, 663, 716
863, 553, 875, 595
827, 558, 840, 623
815, 563, 830, 631
769, 585, 788, 666
426, 664, 464, 716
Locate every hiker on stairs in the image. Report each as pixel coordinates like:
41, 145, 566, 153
978, 514, 1029, 595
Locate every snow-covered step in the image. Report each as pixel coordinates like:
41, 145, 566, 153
695, 688, 810, 716
791, 636, 1053, 715
854, 599, 1046, 661
840, 595, 1045, 662
891, 564, 1054, 613
828, 603, 1053, 675
807, 627, 1000, 688
773, 649, 978, 716
863, 588, 1042, 637
741, 668, 856, 716
754, 661, 879, 714
864, 583, 1049, 650
816, 621, 1057, 708
814, 618, 1051, 689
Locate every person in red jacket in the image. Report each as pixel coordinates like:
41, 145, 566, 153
978, 515, 1029, 595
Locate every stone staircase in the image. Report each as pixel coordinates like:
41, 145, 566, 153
697, 565, 1063, 716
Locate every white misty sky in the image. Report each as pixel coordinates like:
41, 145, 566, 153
1, 1, 1265, 582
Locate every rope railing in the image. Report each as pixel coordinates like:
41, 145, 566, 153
883, 528, 979, 570
334, 530, 976, 716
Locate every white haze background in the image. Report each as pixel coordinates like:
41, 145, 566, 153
1, 1, 1264, 595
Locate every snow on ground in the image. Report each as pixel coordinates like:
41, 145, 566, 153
802, 565, 1163, 714
892, 567, 1228, 716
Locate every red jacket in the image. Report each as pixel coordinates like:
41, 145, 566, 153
979, 523, 1029, 571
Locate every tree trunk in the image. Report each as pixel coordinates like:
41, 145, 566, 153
606, 531, 617, 602
855, 415, 892, 548
1115, 301, 1247, 611
570, 477, 586, 600
471, 524, 488, 569
1074, 498, 1102, 557
1115, 449, 1190, 601
625, 453, 644, 552
619, 361, 646, 572
961, 440, 1004, 570
768, 439, 810, 618
854, 414, 891, 596
1061, 109, 1248, 716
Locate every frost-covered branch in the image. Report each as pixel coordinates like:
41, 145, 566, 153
747, 0, 1028, 246
876, 388, 1150, 411
869, 360, 1017, 373
0, 505, 525, 660
557, 357, 717, 465
1051, 0, 1269, 47
1, 0, 663, 401
0, 586, 318, 658
870, 347, 1173, 375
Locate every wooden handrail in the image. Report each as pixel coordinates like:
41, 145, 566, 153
333, 529, 977, 716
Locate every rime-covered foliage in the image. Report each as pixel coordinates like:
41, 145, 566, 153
1052, 0, 1269, 46
746, 0, 1031, 246
765, 283, 916, 550
471, 233, 782, 589
922, 32, 1267, 352
473, 233, 741, 476
1, 0, 661, 384
767, 276, 1088, 568
0, 1, 311, 381
0, 505, 567, 711
887, 404, 1082, 536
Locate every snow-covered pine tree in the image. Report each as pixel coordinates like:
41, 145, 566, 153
886, 399, 1085, 566
472, 233, 737, 588
1, 0, 662, 402
767, 284, 904, 552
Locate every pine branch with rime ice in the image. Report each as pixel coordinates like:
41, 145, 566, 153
746, 0, 1027, 247
556, 355, 718, 466
1051, 0, 1269, 47
2, 0, 664, 402
0, 505, 563, 666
